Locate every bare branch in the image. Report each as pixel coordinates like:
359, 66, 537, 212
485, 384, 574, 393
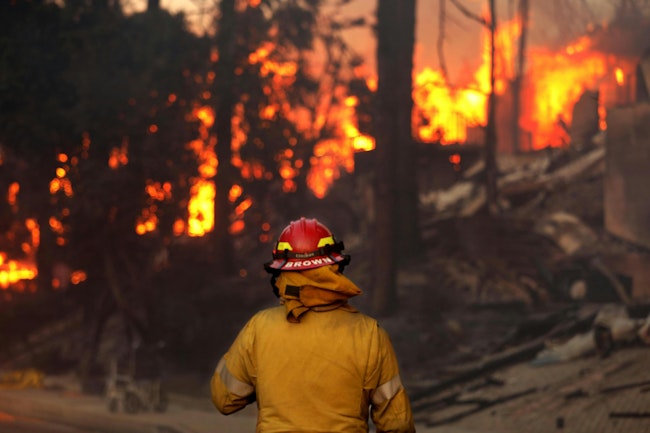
437, 0, 449, 81
449, 0, 490, 28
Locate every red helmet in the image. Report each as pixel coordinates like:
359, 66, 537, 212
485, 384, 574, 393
264, 217, 350, 272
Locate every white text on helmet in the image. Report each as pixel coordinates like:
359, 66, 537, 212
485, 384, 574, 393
283, 257, 334, 268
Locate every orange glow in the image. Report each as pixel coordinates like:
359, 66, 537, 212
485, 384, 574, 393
49, 216, 64, 234
307, 85, 374, 197
136, 210, 157, 235
184, 105, 219, 236
413, 18, 621, 150
26, 219, 39, 248
523, 46, 607, 148
279, 161, 295, 180
414, 68, 487, 143
173, 219, 185, 236
229, 220, 245, 234
7, 182, 19, 206
70, 270, 87, 285
282, 179, 297, 193
194, 106, 215, 128
50, 156, 75, 198
135, 180, 173, 235
229, 184, 243, 202
565, 36, 592, 55
449, 154, 461, 165
260, 105, 277, 120
234, 197, 252, 217
109, 138, 129, 169
0, 255, 37, 290
0, 217, 39, 290
148, 124, 159, 134
598, 104, 607, 130
57, 153, 68, 163
366, 76, 378, 92
244, 38, 376, 198
187, 180, 215, 237
49, 178, 61, 194
308, 139, 353, 198
413, 19, 521, 145
615, 67, 625, 85
145, 181, 173, 202
0, 412, 15, 422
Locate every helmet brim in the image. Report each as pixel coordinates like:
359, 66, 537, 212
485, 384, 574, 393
265, 252, 348, 271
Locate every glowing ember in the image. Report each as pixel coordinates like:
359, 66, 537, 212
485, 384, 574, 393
50, 155, 74, 198
229, 184, 243, 202
7, 182, 19, 207
70, 270, 87, 285
135, 181, 173, 235
109, 137, 129, 169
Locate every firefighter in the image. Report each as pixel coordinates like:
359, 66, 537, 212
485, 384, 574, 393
211, 217, 415, 433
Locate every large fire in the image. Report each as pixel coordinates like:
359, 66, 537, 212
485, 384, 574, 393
414, 19, 630, 150
0, 10, 638, 290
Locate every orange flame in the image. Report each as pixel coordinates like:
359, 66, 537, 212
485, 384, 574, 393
0, 254, 37, 290
615, 67, 625, 85
184, 105, 218, 236
187, 180, 215, 237
0, 219, 40, 290
523, 45, 608, 148
413, 17, 621, 150
307, 86, 374, 197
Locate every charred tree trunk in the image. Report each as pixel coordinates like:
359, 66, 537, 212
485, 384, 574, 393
485, 0, 499, 215
396, 1, 420, 262
212, 0, 237, 276
373, 0, 418, 317
78, 287, 114, 389
511, 0, 529, 153
437, 0, 449, 80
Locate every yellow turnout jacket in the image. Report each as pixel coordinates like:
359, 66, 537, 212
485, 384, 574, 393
210, 266, 415, 432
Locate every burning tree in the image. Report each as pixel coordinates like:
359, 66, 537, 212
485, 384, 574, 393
0, 0, 378, 374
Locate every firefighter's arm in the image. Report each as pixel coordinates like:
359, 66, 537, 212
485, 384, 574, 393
210, 319, 257, 415
369, 327, 416, 433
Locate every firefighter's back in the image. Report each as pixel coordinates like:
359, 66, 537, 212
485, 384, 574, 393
252, 305, 379, 433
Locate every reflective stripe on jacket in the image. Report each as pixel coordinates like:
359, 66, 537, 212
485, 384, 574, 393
211, 305, 415, 433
